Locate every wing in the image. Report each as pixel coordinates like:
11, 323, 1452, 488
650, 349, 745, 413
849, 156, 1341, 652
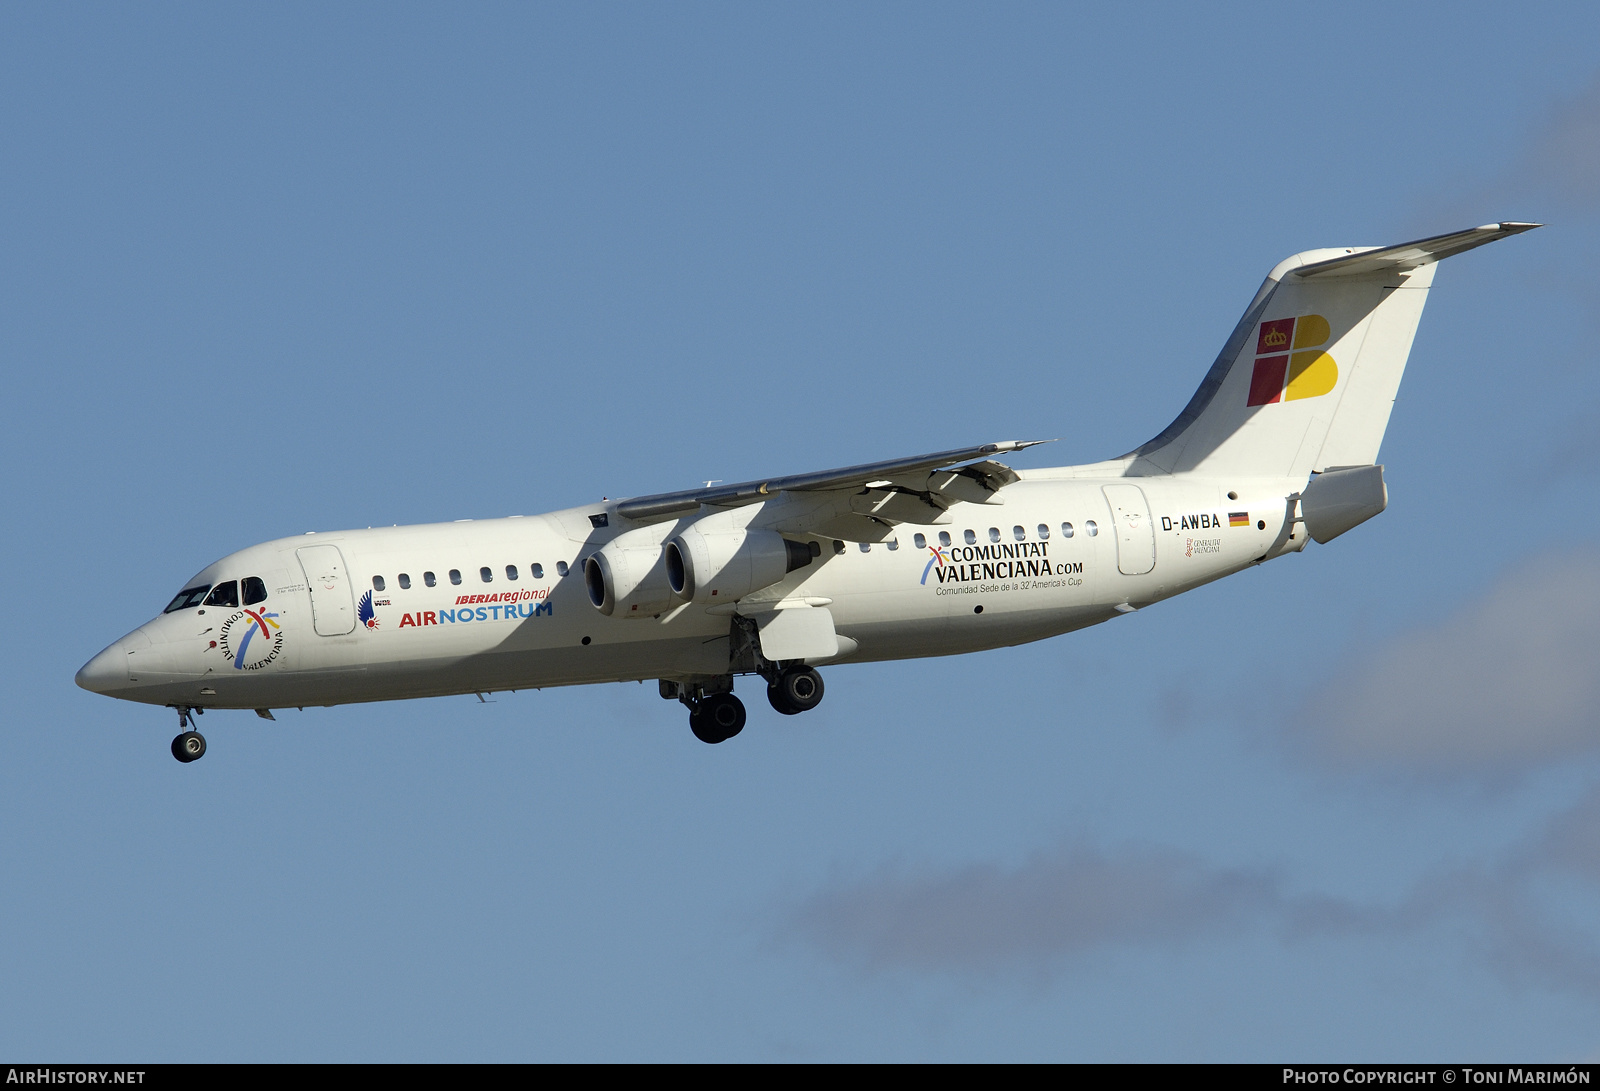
613, 440, 1051, 532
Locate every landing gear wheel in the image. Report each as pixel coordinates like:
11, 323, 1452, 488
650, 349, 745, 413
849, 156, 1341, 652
171, 731, 207, 763
690, 693, 746, 744
768, 666, 824, 715
767, 684, 800, 715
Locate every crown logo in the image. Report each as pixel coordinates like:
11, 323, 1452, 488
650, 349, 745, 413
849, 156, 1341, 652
1262, 328, 1287, 347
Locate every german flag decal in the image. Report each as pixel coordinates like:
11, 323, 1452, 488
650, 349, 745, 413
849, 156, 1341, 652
1229, 512, 1250, 528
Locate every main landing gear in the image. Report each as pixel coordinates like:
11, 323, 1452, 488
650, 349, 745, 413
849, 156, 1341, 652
689, 692, 746, 745
767, 666, 824, 716
171, 706, 206, 763
662, 665, 826, 745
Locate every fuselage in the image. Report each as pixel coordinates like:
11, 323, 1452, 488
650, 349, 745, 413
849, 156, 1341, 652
75, 468, 1303, 713
74, 222, 1537, 757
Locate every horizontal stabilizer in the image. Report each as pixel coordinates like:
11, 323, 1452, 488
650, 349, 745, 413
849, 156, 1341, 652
1293, 222, 1541, 279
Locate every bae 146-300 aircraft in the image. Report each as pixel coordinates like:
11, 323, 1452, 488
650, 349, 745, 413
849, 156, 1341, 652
77, 222, 1537, 761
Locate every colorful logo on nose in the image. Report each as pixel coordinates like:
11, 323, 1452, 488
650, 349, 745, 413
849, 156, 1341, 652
1246, 314, 1338, 406
218, 608, 284, 671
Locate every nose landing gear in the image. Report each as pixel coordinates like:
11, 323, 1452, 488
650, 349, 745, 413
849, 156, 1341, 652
170, 706, 206, 763
172, 731, 207, 762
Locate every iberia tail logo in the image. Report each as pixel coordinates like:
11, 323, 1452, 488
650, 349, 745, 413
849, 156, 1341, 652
1246, 315, 1337, 407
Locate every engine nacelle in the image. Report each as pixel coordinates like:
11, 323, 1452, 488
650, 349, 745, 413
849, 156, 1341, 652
665, 527, 816, 604
584, 532, 676, 618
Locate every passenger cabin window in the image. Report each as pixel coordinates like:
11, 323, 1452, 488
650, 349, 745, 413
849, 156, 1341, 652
859, 542, 871, 552
556, 561, 569, 577
1061, 522, 1075, 539
480, 567, 493, 583
989, 527, 1001, 543
964, 529, 977, 545
1013, 526, 1026, 541
424, 571, 437, 588
398, 574, 411, 590
1085, 520, 1099, 536
164, 585, 211, 613
1037, 524, 1050, 540
449, 569, 462, 586
887, 538, 899, 551
938, 531, 951, 548
243, 576, 267, 605
531, 563, 544, 579
506, 565, 518, 581
372, 575, 386, 592
913, 533, 927, 549
204, 581, 239, 608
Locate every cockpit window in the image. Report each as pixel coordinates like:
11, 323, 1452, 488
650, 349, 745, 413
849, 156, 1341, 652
163, 585, 212, 613
243, 577, 267, 605
204, 581, 240, 608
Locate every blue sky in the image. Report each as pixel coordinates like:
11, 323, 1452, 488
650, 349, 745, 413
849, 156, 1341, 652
3, 4, 1600, 1060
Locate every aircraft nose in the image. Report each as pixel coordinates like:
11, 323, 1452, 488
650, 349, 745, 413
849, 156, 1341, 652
76, 629, 148, 695
76, 644, 126, 694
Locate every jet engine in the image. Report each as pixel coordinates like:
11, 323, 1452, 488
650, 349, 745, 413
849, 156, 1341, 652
665, 527, 817, 604
584, 531, 677, 618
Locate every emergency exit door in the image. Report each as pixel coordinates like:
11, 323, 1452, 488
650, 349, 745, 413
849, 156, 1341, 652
1102, 484, 1156, 576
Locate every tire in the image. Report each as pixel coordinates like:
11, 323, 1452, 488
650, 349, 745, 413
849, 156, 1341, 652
691, 693, 746, 743
689, 705, 723, 744
707, 694, 745, 739
171, 731, 206, 763
767, 684, 801, 715
774, 667, 824, 714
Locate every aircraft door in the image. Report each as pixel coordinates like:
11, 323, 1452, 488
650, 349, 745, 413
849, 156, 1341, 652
297, 544, 356, 636
1101, 484, 1156, 576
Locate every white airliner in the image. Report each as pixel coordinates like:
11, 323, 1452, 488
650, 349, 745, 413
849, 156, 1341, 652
78, 223, 1537, 761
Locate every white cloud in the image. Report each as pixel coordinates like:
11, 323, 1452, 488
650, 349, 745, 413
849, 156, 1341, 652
781, 786, 1600, 998
1430, 71, 1600, 225
1290, 552, 1600, 778
1516, 73, 1600, 215
785, 841, 1363, 974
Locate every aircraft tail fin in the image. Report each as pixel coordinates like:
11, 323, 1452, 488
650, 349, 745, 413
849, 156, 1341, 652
1125, 222, 1538, 479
